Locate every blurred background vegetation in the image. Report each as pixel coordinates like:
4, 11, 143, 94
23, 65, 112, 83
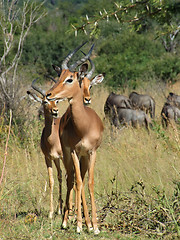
20, 0, 180, 87
14, 1, 180, 78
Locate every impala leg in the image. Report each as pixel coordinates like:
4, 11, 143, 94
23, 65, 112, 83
62, 159, 74, 229
88, 151, 100, 235
45, 157, 54, 219
80, 158, 92, 232
71, 150, 82, 233
73, 183, 77, 213
54, 158, 62, 215
68, 181, 75, 220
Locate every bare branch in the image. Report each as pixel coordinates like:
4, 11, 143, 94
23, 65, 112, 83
0, 0, 46, 113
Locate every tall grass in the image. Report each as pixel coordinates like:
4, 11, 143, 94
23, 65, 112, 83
0, 82, 180, 239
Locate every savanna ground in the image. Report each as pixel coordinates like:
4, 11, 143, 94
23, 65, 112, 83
0, 78, 180, 240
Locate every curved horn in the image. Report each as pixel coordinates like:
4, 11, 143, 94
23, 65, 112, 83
62, 41, 87, 70
44, 74, 57, 83
69, 43, 95, 71
80, 50, 95, 79
86, 58, 95, 79
31, 78, 46, 97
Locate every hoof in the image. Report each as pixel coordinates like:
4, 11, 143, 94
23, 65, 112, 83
94, 228, 100, 235
77, 226, 82, 234
62, 222, 67, 229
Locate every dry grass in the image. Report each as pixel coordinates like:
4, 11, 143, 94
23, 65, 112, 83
0, 82, 180, 239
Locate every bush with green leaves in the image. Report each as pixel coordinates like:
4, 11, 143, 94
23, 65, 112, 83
94, 27, 179, 88
19, 1, 180, 88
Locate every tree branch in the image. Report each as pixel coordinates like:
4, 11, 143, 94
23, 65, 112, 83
0, 0, 46, 103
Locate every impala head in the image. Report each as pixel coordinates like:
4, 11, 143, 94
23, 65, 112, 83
43, 97, 59, 118
46, 43, 104, 103
27, 78, 59, 118
51, 62, 97, 105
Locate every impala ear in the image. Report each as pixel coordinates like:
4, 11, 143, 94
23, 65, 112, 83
90, 73, 105, 86
52, 64, 61, 76
78, 63, 88, 87
27, 90, 42, 103
78, 63, 88, 78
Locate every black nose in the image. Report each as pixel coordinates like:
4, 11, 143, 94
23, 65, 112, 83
84, 98, 91, 104
52, 109, 58, 117
46, 93, 57, 101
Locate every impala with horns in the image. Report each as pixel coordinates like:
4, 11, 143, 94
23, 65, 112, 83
129, 91, 155, 119
46, 43, 104, 234
27, 77, 63, 219
27, 51, 104, 220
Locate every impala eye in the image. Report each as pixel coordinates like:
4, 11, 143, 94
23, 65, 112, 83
65, 78, 73, 84
43, 100, 49, 104
55, 100, 59, 104
89, 85, 92, 90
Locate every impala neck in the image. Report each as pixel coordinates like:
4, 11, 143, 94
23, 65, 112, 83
69, 87, 89, 136
44, 110, 58, 135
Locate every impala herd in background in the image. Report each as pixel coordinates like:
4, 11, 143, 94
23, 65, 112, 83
27, 42, 180, 235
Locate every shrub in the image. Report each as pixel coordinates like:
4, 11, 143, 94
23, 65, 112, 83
95, 28, 179, 88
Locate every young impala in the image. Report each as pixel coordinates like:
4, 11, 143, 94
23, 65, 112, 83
46, 43, 104, 234
27, 50, 104, 221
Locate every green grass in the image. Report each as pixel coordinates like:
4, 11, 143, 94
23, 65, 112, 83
0, 84, 180, 239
